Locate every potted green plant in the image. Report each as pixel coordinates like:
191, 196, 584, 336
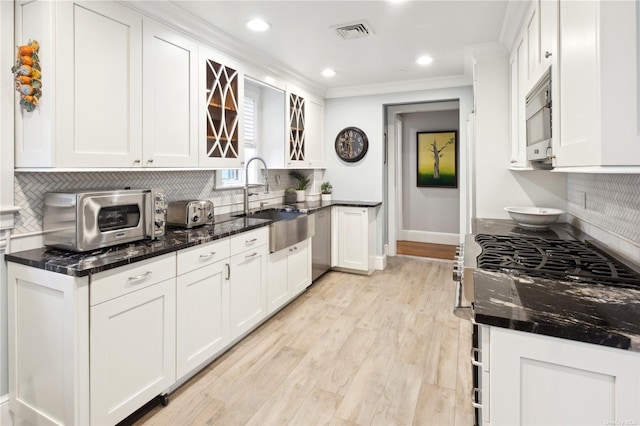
284, 188, 297, 204
321, 181, 332, 202
289, 171, 310, 202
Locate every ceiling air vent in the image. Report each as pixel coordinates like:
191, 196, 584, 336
334, 21, 374, 40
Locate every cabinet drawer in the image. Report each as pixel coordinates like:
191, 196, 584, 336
90, 253, 176, 306
176, 238, 230, 276
230, 228, 268, 253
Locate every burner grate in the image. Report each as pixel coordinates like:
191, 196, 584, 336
475, 234, 640, 288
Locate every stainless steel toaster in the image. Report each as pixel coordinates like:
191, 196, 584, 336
166, 200, 214, 228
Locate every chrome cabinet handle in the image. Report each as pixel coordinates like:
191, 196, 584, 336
128, 271, 151, 283
245, 252, 258, 259
199, 251, 217, 259
471, 388, 482, 409
225, 263, 230, 280
471, 347, 482, 367
245, 238, 258, 245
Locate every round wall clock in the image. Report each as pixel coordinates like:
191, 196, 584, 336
335, 127, 368, 163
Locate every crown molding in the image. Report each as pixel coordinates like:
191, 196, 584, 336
500, 0, 531, 51
120, 0, 326, 97
324, 74, 472, 99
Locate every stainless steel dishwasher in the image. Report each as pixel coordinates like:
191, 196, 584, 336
311, 208, 331, 281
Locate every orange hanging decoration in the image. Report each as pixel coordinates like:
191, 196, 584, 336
11, 39, 41, 112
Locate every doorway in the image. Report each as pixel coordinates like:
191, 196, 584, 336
385, 100, 465, 257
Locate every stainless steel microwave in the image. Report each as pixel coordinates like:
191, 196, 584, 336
43, 188, 166, 252
525, 68, 553, 168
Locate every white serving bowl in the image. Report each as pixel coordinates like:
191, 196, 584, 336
504, 206, 564, 229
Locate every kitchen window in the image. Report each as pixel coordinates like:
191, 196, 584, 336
216, 90, 259, 188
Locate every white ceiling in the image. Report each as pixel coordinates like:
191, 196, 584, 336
167, 0, 511, 93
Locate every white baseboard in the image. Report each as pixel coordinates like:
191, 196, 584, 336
1, 395, 13, 426
373, 254, 387, 271
399, 229, 459, 246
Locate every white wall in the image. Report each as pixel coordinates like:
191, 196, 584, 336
473, 55, 566, 218
324, 86, 474, 256
401, 110, 460, 236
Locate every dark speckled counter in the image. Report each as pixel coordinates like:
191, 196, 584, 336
5, 200, 381, 278
471, 218, 640, 352
5, 217, 270, 277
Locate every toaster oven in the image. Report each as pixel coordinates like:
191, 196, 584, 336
43, 188, 166, 252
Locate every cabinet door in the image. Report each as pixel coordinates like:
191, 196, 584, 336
176, 260, 228, 379
489, 327, 640, 425
55, 1, 143, 167
509, 37, 527, 168
286, 90, 306, 167
288, 239, 311, 297
228, 247, 267, 341
334, 207, 369, 272
143, 19, 198, 167
199, 46, 244, 168
305, 98, 325, 168
90, 278, 176, 425
267, 248, 289, 314
554, 0, 600, 167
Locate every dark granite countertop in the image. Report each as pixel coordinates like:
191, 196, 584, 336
5, 217, 270, 277
471, 218, 640, 352
5, 199, 381, 278
282, 199, 382, 212
474, 270, 640, 351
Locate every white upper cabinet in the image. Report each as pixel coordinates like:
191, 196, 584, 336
15, 0, 143, 168
553, 0, 640, 169
14, 1, 324, 170
305, 98, 325, 168
283, 85, 325, 169
526, 0, 557, 89
509, 36, 529, 168
198, 46, 245, 169
509, 0, 557, 169
142, 19, 199, 168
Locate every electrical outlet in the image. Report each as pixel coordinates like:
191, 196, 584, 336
577, 191, 587, 209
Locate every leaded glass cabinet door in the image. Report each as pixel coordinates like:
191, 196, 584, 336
199, 48, 244, 168
288, 93, 306, 166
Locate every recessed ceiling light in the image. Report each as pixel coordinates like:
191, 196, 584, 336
246, 18, 271, 32
321, 68, 336, 78
416, 55, 434, 66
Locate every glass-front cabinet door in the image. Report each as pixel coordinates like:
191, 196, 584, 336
199, 47, 244, 168
288, 92, 306, 166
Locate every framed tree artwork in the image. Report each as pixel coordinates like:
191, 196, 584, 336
417, 130, 457, 188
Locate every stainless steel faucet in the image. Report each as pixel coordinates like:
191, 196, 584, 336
244, 156, 269, 214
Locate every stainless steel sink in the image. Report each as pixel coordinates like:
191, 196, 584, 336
242, 209, 315, 252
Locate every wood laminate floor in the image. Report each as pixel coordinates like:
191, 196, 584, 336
133, 256, 473, 426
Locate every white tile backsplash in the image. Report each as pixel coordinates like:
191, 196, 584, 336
12, 170, 301, 236
566, 173, 640, 263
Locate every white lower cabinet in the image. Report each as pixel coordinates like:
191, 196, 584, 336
267, 238, 312, 314
89, 253, 176, 426
228, 236, 268, 341
176, 259, 228, 379
484, 326, 640, 425
7, 226, 305, 425
331, 206, 376, 274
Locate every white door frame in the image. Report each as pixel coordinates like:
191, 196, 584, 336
385, 101, 465, 257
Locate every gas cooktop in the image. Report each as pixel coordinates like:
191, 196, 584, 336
475, 234, 640, 289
